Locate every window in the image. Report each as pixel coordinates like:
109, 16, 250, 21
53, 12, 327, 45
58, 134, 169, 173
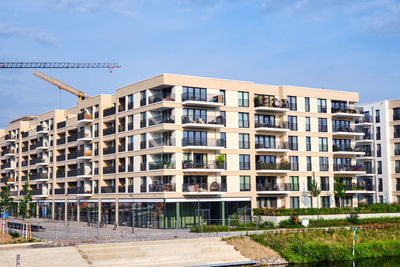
290, 197, 300, 208
320, 177, 329, 191
331, 101, 347, 113
395, 125, 400, 138
238, 112, 249, 128
140, 133, 146, 149
319, 157, 329, 171
239, 134, 250, 149
333, 139, 351, 151
128, 136, 134, 151
288, 116, 297, 130
240, 176, 250, 191
238, 92, 249, 107
393, 107, 400, 121
305, 97, 310, 112
306, 136, 311, 151
307, 176, 312, 191
305, 117, 311, 131
319, 137, 328, 152
398, 196, 400, 205
332, 119, 350, 132
220, 132, 226, 148
183, 131, 207, 146
318, 118, 327, 132
318, 99, 327, 113
290, 176, 299, 191
140, 112, 146, 128
378, 161, 383, 174
182, 86, 207, 101
395, 143, 400, 155
376, 109, 380, 123
377, 144, 382, 157
376, 126, 381, 140
94, 123, 99, 137
255, 135, 275, 149
306, 156, 312, 171
128, 94, 133, 109
288, 96, 297, 111
140, 90, 146, 106
288, 136, 298, 151
239, 154, 250, 170
255, 114, 275, 127
290, 156, 299, 171
321, 196, 330, 208
379, 178, 383, 192
219, 90, 225, 105
396, 161, 400, 173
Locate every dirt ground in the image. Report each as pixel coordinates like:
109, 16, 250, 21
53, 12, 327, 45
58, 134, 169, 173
226, 236, 281, 260
0, 234, 13, 244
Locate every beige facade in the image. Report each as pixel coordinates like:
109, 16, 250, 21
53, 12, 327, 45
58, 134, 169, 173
0, 74, 367, 227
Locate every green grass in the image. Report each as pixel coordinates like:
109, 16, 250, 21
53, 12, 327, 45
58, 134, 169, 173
250, 226, 400, 263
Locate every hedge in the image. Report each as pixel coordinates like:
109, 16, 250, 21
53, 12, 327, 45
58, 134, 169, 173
253, 203, 400, 216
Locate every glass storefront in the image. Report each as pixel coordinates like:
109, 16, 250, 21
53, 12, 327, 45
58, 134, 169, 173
79, 201, 98, 223
54, 202, 65, 221
38, 202, 52, 219
67, 202, 78, 221
101, 202, 116, 224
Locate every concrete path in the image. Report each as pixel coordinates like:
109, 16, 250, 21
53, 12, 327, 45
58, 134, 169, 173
77, 237, 252, 267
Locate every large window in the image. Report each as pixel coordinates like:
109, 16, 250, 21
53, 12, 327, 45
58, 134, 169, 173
319, 137, 328, 152
318, 118, 327, 132
288, 96, 297, 111
182, 131, 207, 146
332, 120, 350, 132
376, 109, 380, 123
239, 154, 250, 170
394, 125, 400, 138
255, 135, 275, 149
288, 116, 297, 130
393, 108, 400, 121
305, 97, 310, 112
255, 114, 275, 127
182, 86, 206, 101
240, 176, 250, 191
331, 101, 347, 113
396, 161, 400, 173
288, 136, 298, 151
239, 133, 250, 149
320, 177, 329, 191
307, 156, 312, 171
290, 197, 300, 208
377, 126, 381, 140
305, 117, 311, 131
238, 91, 249, 107
219, 90, 225, 105
377, 144, 382, 157
289, 176, 299, 191
256, 155, 276, 165
319, 157, 329, 171
239, 112, 249, 128
395, 143, 400, 155
333, 139, 351, 151
318, 99, 327, 113
290, 156, 299, 171
182, 108, 207, 123
321, 196, 330, 208
306, 136, 311, 151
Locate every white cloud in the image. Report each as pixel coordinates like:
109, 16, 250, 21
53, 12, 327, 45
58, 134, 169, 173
41, 0, 134, 15
0, 24, 57, 46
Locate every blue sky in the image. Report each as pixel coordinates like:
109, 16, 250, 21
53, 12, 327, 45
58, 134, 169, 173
1, 0, 400, 128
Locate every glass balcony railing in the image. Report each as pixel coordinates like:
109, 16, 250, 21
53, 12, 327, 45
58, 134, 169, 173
148, 93, 175, 104
182, 183, 227, 193
148, 183, 176, 192
149, 161, 176, 170
182, 161, 225, 170
148, 138, 175, 148
255, 121, 288, 129
148, 116, 175, 126
182, 115, 225, 126
333, 165, 365, 172
255, 142, 289, 150
256, 183, 291, 191
182, 138, 225, 147
256, 162, 291, 171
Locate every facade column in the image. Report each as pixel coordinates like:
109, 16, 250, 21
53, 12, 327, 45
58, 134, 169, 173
98, 199, 101, 223
221, 201, 225, 226
64, 199, 68, 222
115, 198, 119, 226
175, 202, 181, 228
77, 200, 80, 222
51, 200, 55, 220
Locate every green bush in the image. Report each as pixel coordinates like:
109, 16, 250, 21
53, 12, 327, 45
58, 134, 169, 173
9, 231, 20, 239
347, 212, 359, 224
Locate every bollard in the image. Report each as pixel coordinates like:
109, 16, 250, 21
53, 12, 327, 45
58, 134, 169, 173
16, 254, 20, 267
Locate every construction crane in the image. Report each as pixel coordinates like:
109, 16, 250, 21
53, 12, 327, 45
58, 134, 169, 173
0, 62, 120, 70
32, 69, 89, 102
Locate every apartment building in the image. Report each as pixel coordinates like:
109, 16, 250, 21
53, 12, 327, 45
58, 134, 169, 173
356, 100, 400, 205
0, 74, 366, 228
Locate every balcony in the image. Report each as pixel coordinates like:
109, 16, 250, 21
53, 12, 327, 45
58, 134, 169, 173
182, 115, 225, 129
31, 188, 48, 198
333, 165, 366, 175
35, 157, 49, 166
118, 165, 126, 173
4, 148, 16, 157
148, 116, 175, 126
254, 97, 289, 113
77, 168, 92, 179
256, 162, 291, 174
103, 106, 116, 117
182, 183, 226, 195
149, 138, 175, 148
355, 117, 372, 127
103, 127, 115, 136
56, 154, 66, 162
148, 183, 176, 192
255, 142, 289, 153
355, 133, 373, 143
22, 147, 28, 152
256, 183, 291, 194
181, 93, 223, 107
149, 161, 176, 170
5, 134, 15, 143
332, 146, 364, 156
55, 188, 65, 195
103, 146, 115, 155
57, 138, 66, 145
332, 127, 364, 138
57, 121, 66, 129
254, 121, 289, 133
56, 171, 65, 178
101, 186, 115, 193
331, 108, 363, 118
76, 187, 93, 197
68, 134, 78, 143
3, 162, 16, 170
77, 131, 92, 142
344, 183, 375, 193
77, 149, 92, 160
148, 93, 175, 104
36, 125, 49, 135
1, 177, 15, 184
67, 152, 78, 160
30, 143, 37, 150
77, 112, 93, 123
67, 169, 78, 177
103, 166, 115, 174
182, 161, 225, 173
36, 140, 49, 150
21, 161, 28, 167
30, 173, 48, 182
182, 138, 225, 150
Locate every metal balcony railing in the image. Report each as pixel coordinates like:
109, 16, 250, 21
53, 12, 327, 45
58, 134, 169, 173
148, 183, 176, 192
182, 161, 225, 170
57, 138, 66, 145
149, 161, 176, 170
103, 146, 115, 155
344, 184, 374, 191
331, 108, 361, 114
103, 166, 115, 174
103, 106, 116, 117
255, 142, 289, 150
67, 169, 78, 177
256, 183, 291, 191
182, 115, 225, 126
77, 149, 92, 157
56, 155, 65, 162
67, 151, 78, 160
182, 183, 227, 193
182, 138, 225, 147
101, 186, 115, 193
148, 116, 175, 126
333, 165, 365, 172
57, 121, 66, 129
182, 93, 222, 103
256, 162, 291, 171
68, 134, 78, 143
55, 188, 65, 195
103, 127, 115, 136
255, 121, 288, 129
78, 112, 93, 121
149, 138, 175, 148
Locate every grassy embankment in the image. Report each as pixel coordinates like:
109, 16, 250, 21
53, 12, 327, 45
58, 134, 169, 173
250, 226, 400, 263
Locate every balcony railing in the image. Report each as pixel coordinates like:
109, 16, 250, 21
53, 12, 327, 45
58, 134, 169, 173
101, 186, 115, 193
78, 168, 92, 176
78, 131, 92, 139
182, 93, 222, 103
182, 183, 227, 193
56, 155, 65, 162
148, 93, 175, 104
22, 132, 29, 138
149, 138, 175, 148
254, 96, 288, 109
355, 117, 372, 123
182, 115, 225, 126
103, 127, 115, 136
57, 138, 66, 145
344, 183, 374, 191
355, 133, 372, 141
57, 121, 66, 129
128, 122, 133, 130
255, 121, 288, 129
148, 183, 176, 192
30, 173, 48, 180
333, 165, 365, 172
148, 116, 175, 126
118, 104, 125, 112
36, 125, 49, 133
103, 106, 116, 117
255, 142, 289, 150
182, 161, 225, 170
78, 112, 93, 121
103, 146, 115, 155
149, 161, 176, 170
55, 188, 65, 195
68, 134, 78, 143
103, 166, 115, 174
332, 127, 355, 133
127, 143, 134, 151
32, 189, 47, 196
67, 152, 78, 160
332, 146, 362, 152
331, 108, 360, 114
77, 149, 92, 157
67, 169, 78, 177
56, 172, 65, 178
256, 162, 291, 171
118, 165, 126, 172
256, 183, 291, 191
118, 145, 126, 152
182, 138, 225, 147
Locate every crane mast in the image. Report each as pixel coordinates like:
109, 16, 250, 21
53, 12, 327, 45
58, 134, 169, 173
0, 62, 120, 69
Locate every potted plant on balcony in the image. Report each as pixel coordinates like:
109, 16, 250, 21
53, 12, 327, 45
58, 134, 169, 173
215, 154, 225, 169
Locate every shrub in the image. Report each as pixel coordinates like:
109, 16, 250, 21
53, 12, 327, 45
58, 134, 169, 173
228, 213, 240, 226
347, 212, 359, 224
9, 231, 20, 239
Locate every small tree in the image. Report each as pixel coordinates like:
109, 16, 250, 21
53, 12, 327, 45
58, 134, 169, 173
334, 176, 347, 207
0, 180, 14, 216
18, 180, 35, 219
308, 172, 321, 225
